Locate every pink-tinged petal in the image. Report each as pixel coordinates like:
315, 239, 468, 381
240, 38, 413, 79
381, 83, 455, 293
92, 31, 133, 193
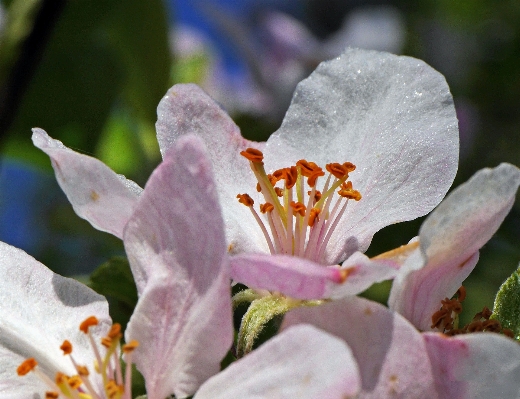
423, 332, 520, 398
230, 253, 343, 300
325, 252, 398, 299
389, 248, 479, 331
0, 241, 110, 398
265, 48, 459, 264
282, 297, 440, 398
156, 84, 269, 254
32, 128, 142, 239
389, 163, 520, 330
194, 324, 361, 399
124, 135, 233, 399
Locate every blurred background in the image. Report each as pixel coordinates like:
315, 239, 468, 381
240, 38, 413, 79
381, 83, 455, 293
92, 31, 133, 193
0, 0, 519, 324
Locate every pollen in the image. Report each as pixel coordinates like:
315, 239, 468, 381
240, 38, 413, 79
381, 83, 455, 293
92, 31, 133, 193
237, 151, 361, 263
60, 340, 73, 355
17, 358, 37, 376
80, 316, 99, 333
240, 147, 264, 164
431, 286, 513, 338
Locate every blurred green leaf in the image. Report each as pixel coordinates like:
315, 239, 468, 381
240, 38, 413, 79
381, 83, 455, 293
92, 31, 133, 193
103, 0, 171, 122
89, 256, 137, 307
2, 0, 170, 167
0, 0, 42, 86
492, 264, 520, 340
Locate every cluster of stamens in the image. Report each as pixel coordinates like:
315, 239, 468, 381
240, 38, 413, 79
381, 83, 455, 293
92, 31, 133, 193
431, 286, 513, 338
237, 148, 361, 263
17, 316, 139, 399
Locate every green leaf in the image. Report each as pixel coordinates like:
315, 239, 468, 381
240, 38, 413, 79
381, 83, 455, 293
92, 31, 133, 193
492, 264, 520, 340
89, 256, 138, 308
3, 0, 170, 167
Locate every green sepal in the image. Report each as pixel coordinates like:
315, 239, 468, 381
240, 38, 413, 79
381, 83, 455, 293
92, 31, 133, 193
236, 295, 323, 358
492, 264, 520, 340
232, 288, 262, 309
236, 295, 292, 358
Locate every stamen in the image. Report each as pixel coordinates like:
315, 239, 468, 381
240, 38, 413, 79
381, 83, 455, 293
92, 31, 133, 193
240, 148, 264, 164
237, 149, 361, 263
237, 193, 254, 207
431, 287, 513, 338
18, 316, 139, 399
17, 358, 38, 376
60, 340, 73, 355
80, 316, 99, 333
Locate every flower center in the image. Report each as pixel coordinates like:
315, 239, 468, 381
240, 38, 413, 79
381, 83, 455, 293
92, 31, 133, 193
431, 286, 514, 338
17, 316, 139, 399
237, 148, 361, 263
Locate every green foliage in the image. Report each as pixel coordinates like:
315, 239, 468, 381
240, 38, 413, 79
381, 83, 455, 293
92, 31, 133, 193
89, 256, 138, 329
2, 0, 170, 170
492, 264, 520, 340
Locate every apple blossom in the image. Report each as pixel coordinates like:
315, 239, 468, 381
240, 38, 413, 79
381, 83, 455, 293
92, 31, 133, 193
6, 135, 361, 399
33, 48, 459, 303
388, 163, 520, 331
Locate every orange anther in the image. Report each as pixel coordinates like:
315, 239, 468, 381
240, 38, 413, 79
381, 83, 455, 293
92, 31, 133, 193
77, 365, 89, 376
123, 340, 140, 353
240, 148, 264, 164
296, 160, 324, 187
338, 181, 362, 201
101, 337, 112, 348
237, 193, 254, 207
79, 316, 99, 333
285, 166, 298, 189
46, 392, 59, 399
326, 163, 349, 179
55, 372, 68, 385
308, 190, 322, 202
308, 208, 320, 227
267, 173, 281, 186
290, 201, 306, 217
60, 340, 73, 355
107, 323, 122, 339
296, 160, 322, 176
17, 358, 38, 376
68, 375, 82, 389
106, 380, 124, 399
260, 203, 274, 213
342, 162, 356, 173
274, 187, 283, 197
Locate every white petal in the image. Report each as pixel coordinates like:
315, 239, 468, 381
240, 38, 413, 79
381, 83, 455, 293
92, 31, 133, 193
265, 48, 459, 263
282, 297, 440, 398
420, 163, 520, 267
194, 324, 360, 399
32, 128, 142, 239
155, 84, 269, 254
0, 241, 110, 398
